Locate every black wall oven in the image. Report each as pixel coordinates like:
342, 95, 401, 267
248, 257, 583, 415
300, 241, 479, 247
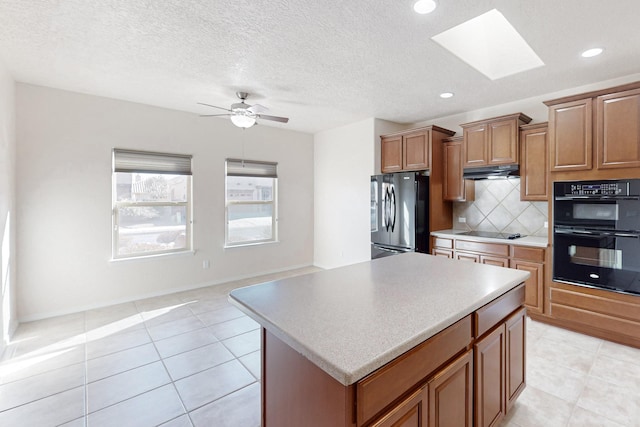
553, 179, 640, 295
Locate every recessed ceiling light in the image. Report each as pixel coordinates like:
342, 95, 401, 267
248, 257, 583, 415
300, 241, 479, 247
581, 48, 603, 58
414, 0, 437, 14
431, 9, 544, 80
440, 92, 454, 99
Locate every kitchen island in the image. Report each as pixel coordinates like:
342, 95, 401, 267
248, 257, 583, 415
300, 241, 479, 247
229, 253, 530, 427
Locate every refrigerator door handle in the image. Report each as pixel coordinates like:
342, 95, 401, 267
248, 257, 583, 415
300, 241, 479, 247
384, 186, 391, 231
389, 186, 396, 232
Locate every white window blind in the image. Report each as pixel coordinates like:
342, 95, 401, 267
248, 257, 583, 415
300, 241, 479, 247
114, 149, 192, 175
226, 159, 277, 178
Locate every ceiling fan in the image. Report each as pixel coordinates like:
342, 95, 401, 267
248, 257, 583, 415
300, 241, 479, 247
198, 92, 289, 128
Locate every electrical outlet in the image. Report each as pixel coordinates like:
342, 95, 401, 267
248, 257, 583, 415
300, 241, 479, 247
203, 260, 210, 269
458, 217, 466, 223
544, 221, 548, 228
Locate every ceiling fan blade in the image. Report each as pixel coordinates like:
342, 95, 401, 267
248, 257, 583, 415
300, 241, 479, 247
197, 102, 232, 112
199, 113, 231, 117
248, 103, 268, 114
257, 114, 289, 123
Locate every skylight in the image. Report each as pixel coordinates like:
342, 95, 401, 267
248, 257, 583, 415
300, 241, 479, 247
431, 9, 544, 80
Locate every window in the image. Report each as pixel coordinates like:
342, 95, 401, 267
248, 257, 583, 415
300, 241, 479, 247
225, 159, 277, 246
112, 149, 192, 259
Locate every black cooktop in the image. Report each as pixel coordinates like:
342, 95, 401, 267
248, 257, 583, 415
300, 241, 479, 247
458, 231, 524, 240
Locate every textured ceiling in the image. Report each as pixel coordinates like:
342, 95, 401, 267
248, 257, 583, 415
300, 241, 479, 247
0, 0, 639, 134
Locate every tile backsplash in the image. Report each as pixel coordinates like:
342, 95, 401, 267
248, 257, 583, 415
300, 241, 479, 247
452, 178, 548, 237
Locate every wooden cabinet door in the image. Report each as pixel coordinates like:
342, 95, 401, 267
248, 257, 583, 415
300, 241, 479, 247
510, 259, 543, 315
596, 88, 640, 169
456, 252, 480, 263
549, 98, 593, 171
427, 350, 473, 427
433, 248, 454, 258
371, 386, 427, 427
488, 119, 518, 165
463, 124, 488, 167
474, 324, 506, 427
520, 124, 548, 201
404, 131, 431, 170
481, 255, 509, 268
505, 308, 526, 413
382, 135, 403, 173
444, 139, 464, 201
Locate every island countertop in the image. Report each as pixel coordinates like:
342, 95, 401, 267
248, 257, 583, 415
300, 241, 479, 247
229, 252, 529, 386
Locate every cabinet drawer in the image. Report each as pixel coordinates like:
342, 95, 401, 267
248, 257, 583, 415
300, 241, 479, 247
356, 315, 472, 425
550, 286, 640, 323
456, 239, 509, 257
433, 237, 454, 250
475, 285, 525, 338
511, 246, 545, 262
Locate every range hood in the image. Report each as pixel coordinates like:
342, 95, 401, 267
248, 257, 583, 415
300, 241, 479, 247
463, 164, 519, 180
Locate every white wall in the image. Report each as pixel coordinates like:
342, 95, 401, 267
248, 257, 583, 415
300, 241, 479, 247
0, 61, 17, 356
16, 84, 314, 321
313, 119, 369, 268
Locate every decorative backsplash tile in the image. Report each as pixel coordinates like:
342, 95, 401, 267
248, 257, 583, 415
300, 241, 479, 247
452, 178, 548, 237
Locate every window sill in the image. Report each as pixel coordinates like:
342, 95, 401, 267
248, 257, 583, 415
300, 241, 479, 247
110, 250, 195, 263
224, 240, 279, 249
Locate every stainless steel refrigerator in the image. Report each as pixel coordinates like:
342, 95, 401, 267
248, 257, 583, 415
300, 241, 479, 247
370, 172, 429, 259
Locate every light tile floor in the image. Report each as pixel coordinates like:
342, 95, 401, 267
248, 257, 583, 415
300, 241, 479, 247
1, 267, 639, 427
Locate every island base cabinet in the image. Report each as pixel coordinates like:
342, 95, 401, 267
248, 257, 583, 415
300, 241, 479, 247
427, 350, 473, 427
262, 329, 356, 427
370, 387, 427, 427
474, 307, 527, 427
474, 325, 506, 427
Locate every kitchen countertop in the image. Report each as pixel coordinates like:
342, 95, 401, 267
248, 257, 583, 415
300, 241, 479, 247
431, 229, 548, 248
228, 252, 530, 386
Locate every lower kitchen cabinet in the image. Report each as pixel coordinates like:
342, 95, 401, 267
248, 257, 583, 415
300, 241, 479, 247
474, 325, 505, 427
510, 246, 545, 315
371, 386, 427, 427
427, 350, 473, 427
506, 308, 526, 411
474, 307, 526, 427
432, 235, 546, 315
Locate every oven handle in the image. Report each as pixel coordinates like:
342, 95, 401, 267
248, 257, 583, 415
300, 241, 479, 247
554, 229, 640, 238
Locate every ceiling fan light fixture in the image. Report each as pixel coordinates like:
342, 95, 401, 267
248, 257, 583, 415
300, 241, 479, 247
414, 0, 437, 14
230, 114, 256, 128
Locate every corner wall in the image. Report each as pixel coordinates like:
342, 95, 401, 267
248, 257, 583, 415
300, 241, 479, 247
16, 84, 314, 321
0, 61, 17, 356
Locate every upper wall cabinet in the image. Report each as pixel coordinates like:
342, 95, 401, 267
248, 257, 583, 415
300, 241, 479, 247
460, 113, 532, 168
519, 122, 548, 201
443, 136, 475, 202
381, 126, 455, 173
545, 82, 640, 174
596, 87, 640, 169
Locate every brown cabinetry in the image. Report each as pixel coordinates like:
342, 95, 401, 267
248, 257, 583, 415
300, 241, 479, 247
371, 386, 427, 427
510, 246, 545, 315
427, 350, 473, 427
547, 99, 592, 172
443, 136, 475, 202
381, 135, 403, 173
519, 123, 548, 201
545, 82, 640, 175
596, 87, 640, 169
381, 126, 455, 173
433, 236, 546, 314
461, 113, 532, 168
474, 307, 526, 427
